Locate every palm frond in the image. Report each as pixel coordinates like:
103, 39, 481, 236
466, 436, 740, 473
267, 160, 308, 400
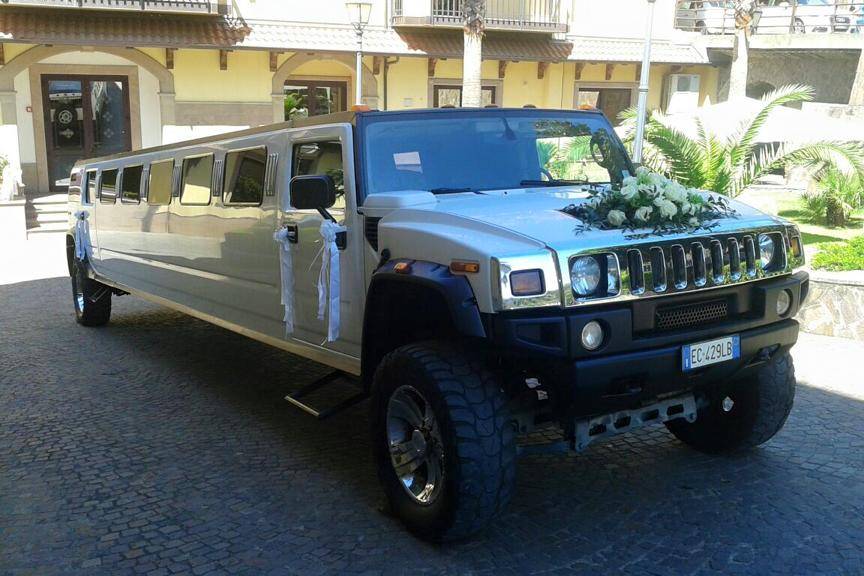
735, 140, 864, 196
642, 116, 707, 188
726, 84, 815, 170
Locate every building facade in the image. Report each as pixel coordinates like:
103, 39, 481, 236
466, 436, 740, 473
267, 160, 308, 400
0, 0, 721, 214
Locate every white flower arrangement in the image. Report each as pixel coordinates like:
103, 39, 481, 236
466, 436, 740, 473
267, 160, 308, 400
562, 167, 735, 234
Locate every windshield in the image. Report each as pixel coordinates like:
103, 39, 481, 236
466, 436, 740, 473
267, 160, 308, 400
361, 111, 634, 195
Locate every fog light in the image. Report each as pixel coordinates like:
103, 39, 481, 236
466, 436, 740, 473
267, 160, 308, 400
581, 321, 604, 351
776, 289, 792, 316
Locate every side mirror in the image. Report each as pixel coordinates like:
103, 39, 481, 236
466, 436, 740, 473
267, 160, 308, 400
289, 174, 336, 210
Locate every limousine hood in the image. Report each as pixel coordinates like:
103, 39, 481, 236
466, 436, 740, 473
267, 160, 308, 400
366, 187, 785, 258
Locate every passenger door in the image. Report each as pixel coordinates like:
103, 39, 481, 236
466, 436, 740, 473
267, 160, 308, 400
281, 125, 364, 358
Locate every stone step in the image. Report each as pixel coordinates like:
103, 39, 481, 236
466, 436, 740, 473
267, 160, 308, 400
26, 222, 68, 235
29, 211, 68, 225
29, 193, 68, 205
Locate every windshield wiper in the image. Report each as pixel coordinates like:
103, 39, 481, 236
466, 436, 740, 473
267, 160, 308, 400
430, 187, 475, 195
519, 179, 591, 187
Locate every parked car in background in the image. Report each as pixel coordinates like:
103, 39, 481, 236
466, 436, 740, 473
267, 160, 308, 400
755, 0, 854, 34
676, 1, 736, 34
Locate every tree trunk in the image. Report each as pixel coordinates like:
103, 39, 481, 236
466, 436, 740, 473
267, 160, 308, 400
728, 26, 749, 99
462, 29, 483, 108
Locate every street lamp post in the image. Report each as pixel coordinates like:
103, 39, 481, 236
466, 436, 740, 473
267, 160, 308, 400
633, 0, 657, 166
345, 1, 372, 108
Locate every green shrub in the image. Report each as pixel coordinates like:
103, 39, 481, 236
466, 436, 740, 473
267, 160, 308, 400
802, 168, 864, 227
811, 236, 864, 271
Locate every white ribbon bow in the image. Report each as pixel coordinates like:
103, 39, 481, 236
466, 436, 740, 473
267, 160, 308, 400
272, 227, 296, 336
73, 210, 92, 261
317, 219, 346, 343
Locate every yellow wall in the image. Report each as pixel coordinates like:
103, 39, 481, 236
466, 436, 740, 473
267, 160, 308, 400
173, 49, 272, 102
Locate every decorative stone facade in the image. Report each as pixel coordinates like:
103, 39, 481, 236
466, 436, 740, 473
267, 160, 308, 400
797, 275, 864, 341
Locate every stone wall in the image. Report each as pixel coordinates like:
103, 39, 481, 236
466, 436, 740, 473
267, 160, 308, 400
797, 276, 864, 340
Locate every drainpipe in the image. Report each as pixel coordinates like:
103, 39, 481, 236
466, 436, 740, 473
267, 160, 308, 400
383, 56, 399, 110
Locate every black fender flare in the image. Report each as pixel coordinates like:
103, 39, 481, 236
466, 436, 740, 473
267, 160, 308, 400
367, 259, 486, 337
361, 259, 487, 385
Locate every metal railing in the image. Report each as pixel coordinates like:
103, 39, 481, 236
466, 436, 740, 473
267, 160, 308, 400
391, 0, 566, 32
0, 0, 217, 14
674, 0, 864, 35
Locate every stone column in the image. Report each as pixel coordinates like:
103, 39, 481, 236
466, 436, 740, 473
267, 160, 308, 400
728, 27, 749, 100
0, 90, 18, 126
849, 49, 864, 106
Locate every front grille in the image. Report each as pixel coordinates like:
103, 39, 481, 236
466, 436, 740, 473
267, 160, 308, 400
625, 233, 778, 295
655, 299, 729, 331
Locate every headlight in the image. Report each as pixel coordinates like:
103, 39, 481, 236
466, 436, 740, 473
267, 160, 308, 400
758, 233, 776, 270
509, 269, 544, 296
571, 256, 601, 297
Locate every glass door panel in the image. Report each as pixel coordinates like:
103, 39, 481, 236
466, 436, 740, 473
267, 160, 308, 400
283, 81, 347, 120
43, 75, 131, 192
90, 80, 130, 156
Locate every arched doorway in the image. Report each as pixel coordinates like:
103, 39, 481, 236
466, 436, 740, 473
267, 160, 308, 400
271, 53, 378, 122
0, 45, 174, 193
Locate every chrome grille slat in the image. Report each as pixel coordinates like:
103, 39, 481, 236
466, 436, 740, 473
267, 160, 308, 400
710, 240, 725, 284
691, 242, 707, 287
743, 235, 757, 277
671, 244, 687, 290
627, 249, 645, 295
728, 238, 741, 281
649, 247, 667, 293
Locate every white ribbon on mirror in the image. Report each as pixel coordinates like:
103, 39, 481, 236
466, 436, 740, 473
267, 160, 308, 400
272, 227, 296, 336
317, 219, 346, 343
73, 210, 92, 261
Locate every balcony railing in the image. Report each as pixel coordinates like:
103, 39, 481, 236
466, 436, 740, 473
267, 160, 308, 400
675, 0, 863, 36
0, 0, 220, 14
391, 0, 567, 33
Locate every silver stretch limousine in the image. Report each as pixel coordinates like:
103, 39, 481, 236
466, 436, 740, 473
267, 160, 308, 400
67, 108, 809, 541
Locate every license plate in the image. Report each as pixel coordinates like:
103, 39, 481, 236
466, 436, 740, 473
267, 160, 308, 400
682, 335, 740, 372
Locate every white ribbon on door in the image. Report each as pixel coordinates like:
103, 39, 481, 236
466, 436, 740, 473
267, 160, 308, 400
272, 227, 296, 336
73, 210, 92, 261
317, 219, 346, 343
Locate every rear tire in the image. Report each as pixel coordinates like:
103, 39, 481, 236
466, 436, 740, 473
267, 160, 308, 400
371, 342, 516, 542
666, 352, 795, 454
71, 256, 112, 327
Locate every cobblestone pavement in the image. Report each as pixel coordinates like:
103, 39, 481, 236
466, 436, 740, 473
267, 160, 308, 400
1, 277, 863, 576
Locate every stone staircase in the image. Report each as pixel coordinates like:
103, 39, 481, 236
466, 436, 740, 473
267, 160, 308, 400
26, 193, 68, 235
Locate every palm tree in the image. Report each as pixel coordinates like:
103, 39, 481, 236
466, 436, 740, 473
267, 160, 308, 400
620, 84, 864, 198
729, 0, 756, 99
461, 0, 485, 108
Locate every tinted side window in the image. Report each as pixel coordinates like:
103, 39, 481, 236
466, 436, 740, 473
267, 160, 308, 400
180, 155, 213, 205
293, 141, 344, 195
223, 147, 266, 206
100, 169, 118, 204
121, 165, 143, 204
148, 160, 174, 205
85, 170, 97, 204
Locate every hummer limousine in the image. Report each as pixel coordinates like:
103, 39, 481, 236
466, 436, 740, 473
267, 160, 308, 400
67, 107, 808, 541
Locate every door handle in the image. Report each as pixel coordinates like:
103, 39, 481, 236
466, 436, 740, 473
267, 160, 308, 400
284, 223, 299, 243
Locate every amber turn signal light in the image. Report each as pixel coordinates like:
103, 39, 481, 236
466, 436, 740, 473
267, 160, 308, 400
450, 261, 480, 274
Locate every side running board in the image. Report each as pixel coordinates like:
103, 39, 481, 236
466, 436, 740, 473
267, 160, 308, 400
284, 371, 368, 420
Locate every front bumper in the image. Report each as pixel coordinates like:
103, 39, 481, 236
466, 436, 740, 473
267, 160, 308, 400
486, 272, 808, 417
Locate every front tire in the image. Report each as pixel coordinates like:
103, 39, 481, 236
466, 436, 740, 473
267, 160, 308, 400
71, 257, 112, 326
666, 352, 795, 454
371, 342, 516, 541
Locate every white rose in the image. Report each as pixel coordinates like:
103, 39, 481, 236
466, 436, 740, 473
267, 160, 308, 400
659, 200, 678, 218
620, 184, 638, 200
622, 175, 637, 187
688, 216, 700, 227
653, 195, 666, 207
664, 184, 686, 203
634, 206, 653, 222
607, 209, 627, 227
636, 166, 650, 178
649, 173, 666, 188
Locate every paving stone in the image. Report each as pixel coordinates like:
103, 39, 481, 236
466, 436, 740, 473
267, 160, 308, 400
1, 278, 863, 575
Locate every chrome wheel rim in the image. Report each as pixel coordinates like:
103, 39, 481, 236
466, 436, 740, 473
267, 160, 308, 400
386, 385, 444, 505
